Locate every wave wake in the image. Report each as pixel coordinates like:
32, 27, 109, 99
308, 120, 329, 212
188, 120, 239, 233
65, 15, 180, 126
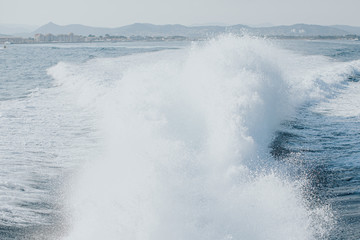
47, 36, 360, 239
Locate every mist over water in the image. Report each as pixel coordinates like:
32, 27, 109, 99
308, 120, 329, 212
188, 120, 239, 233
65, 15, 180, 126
45, 35, 360, 239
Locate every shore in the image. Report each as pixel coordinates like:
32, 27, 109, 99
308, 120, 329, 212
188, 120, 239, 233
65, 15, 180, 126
1, 33, 359, 45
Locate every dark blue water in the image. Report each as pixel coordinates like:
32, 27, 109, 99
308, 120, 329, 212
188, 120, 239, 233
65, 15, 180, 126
272, 105, 360, 239
270, 39, 360, 239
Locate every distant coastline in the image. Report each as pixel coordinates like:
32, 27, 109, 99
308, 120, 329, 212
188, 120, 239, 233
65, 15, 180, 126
1, 22, 360, 44
0, 33, 189, 44
1, 33, 359, 45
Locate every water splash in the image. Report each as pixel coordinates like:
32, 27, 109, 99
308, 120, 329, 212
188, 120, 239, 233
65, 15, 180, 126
46, 35, 355, 239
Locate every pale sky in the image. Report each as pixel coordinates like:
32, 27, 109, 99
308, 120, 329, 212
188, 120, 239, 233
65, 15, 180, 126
1, 0, 360, 27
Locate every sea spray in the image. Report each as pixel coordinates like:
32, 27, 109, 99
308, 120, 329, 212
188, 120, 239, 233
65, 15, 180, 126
46, 35, 342, 239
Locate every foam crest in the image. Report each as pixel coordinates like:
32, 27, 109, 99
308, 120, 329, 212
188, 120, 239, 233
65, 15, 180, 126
311, 60, 360, 118
47, 35, 341, 239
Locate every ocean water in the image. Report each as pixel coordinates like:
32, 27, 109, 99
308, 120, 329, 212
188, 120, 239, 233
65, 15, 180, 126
0, 36, 359, 239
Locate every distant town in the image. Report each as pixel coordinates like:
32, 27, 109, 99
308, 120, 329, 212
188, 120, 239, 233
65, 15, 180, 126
0, 33, 190, 44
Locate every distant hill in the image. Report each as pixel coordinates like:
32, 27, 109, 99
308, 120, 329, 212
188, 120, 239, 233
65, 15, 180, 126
331, 25, 360, 35
33, 22, 112, 36
32, 22, 226, 37
254, 24, 348, 36
27, 22, 360, 38
224, 24, 348, 36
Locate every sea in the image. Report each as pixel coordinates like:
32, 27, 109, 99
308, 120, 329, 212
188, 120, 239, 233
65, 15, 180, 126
0, 36, 360, 239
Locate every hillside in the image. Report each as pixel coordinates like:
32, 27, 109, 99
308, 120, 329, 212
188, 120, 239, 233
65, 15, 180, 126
331, 25, 360, 35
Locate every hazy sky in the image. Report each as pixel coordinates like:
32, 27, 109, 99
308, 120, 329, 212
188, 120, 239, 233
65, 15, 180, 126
1, 0, 360, 27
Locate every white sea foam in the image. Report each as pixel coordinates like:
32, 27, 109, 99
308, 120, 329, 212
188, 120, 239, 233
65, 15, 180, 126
311, 60, 360, 118
45, 35, 360, 239
315, 82, 360, 118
